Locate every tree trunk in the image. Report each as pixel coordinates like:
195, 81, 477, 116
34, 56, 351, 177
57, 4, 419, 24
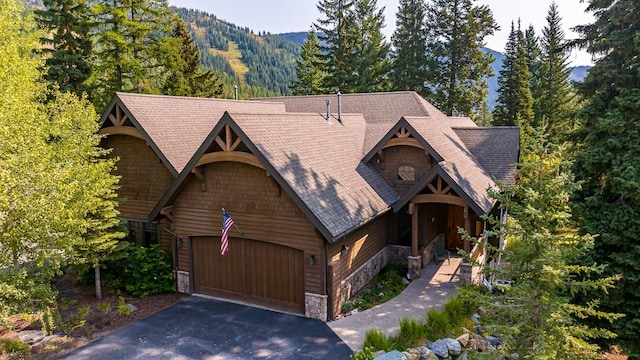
95, 265, 102, 300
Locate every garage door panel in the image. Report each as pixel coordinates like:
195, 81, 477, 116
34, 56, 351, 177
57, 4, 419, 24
192, 236, 304, 314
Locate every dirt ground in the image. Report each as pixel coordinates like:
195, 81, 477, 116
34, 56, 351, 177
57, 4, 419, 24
0, 275, 187, 359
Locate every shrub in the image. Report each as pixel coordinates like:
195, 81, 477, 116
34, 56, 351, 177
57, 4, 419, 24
0, 337, 30, 358
117, 296, 131, 316
124, 245, 174, 297
350, 346, 375, 360
397, 317, 426, 346
425, 308, 450, 340
363, 329, 393, 352
444, 295, 469, 324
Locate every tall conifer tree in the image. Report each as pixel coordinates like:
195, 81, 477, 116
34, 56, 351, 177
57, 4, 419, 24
290, 29, 325, 95
351, 0, 391, 93
423, 0, 497, 120
391, 0, 428, 93
571, 0, 640, 356
492, 21, 534, 129
35, 0, 93, 97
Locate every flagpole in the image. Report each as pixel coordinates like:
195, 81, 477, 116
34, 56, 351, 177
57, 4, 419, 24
222, 208, 244, 236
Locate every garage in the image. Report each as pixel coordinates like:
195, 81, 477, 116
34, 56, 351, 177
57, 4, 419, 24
191, 236, 305, 314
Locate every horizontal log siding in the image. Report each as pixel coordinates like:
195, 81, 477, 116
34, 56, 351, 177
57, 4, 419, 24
172, 162, 324, 294
327, 213, 391, 278
104, 135, 174, 218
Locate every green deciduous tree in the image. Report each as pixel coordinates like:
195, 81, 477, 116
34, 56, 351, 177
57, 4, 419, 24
391, 0, 428, 93
0, 0, 123, 316
492, 20, 534, 129
461, 128, 621, 359
571, 0, 640, 357
423, 0, 498, 120
290, 29, 325, 95
35, 0, 93, 98
161, 19, 224, 98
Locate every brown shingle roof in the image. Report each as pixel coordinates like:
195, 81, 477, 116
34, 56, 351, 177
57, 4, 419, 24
112, 92, 286, 174
227, 111, 399, 240
453, 127, 520, 186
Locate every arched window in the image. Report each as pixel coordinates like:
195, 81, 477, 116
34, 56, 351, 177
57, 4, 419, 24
396, 164, 416, 182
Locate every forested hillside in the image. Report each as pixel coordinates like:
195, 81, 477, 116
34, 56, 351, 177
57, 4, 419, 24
174, 7, 300, 98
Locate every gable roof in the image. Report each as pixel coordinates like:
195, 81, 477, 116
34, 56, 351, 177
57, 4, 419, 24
150, 111, 399, 241
454, 127, 520, 186
100, 92, 286, 175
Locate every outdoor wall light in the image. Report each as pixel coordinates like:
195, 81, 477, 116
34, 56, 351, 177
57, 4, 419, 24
341, 244, 350, 255
308, 254, 316, 266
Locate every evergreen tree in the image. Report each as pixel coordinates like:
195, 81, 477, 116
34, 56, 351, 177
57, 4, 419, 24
315, 0, 357, 93
290, 29, 325, 95
492, 21, 534, 129
90, 0, 175, 111
391, 0, 428, 93
460, 128, 621, 359
35, 0, 93, 97
524, 25, 545, 128
161, 19, 224, 98
571, 0, 640, 357
351, 0, 391, 93
538, 2, 573, 140
423, 0, 497, 120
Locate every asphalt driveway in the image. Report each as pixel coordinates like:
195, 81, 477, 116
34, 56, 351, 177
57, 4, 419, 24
61, 296, 352, 360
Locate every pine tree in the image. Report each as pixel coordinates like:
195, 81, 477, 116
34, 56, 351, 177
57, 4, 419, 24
90, 0, 175, 111
460, 128, 621, 359
391, 0, 428, 93
524, 25, 545, 128
423, 0, 497, 120
290, 29, 325, 95
315, 0, 357, 93
571, 0, 640, 357
35, 0, 93, 97
351, 0, 391, 93
492, 21, 534, 129
161, 19, 224, 98
538, 2, 573, 140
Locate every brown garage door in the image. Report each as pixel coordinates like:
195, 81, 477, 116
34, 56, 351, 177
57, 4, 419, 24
191, 236, 305, 314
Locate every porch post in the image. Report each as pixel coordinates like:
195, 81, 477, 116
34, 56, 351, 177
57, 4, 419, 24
463, 206, 471, 253
409, 203, 418, 257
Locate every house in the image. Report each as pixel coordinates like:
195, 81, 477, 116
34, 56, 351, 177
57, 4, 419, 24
98, 91, 519, 320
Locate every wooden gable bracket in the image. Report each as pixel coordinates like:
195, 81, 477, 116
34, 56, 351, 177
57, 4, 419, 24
381, 125, 423, 150
427, 175, 452, 195
191, 167, 207, 192
160, 206, 175, 231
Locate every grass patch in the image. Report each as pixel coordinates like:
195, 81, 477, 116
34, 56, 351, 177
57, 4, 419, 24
342, 264, 409, 313
363, 329, 393, 352
0, 337, 31, 358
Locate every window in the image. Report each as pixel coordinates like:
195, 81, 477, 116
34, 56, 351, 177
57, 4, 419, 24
396, 164, 416, 182
126, 220, 158, 247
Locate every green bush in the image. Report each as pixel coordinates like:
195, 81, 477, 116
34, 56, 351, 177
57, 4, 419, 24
363, 329, 393, 352
123, 245, 174, 297
73, 243, 174, 297
397, 317, 426, 346
346, 264, 409, 312
0, 337, 30, 358
350, 346, 375, 360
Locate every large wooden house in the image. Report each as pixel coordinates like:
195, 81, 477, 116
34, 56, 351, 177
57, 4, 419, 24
99, 91, 519, 320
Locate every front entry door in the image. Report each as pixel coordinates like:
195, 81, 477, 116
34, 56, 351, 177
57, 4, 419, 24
447, 205, 465, 250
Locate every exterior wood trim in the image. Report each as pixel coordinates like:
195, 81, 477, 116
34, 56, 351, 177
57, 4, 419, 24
381, 138, 424, 151
195, 151, 265, 170
411, 193, 468, 208
99, 126, 145, 140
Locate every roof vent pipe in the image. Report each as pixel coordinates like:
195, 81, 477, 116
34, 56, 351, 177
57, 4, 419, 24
234, 85, 238, 100
337, 91, 342, 123
326, 99, 331, 123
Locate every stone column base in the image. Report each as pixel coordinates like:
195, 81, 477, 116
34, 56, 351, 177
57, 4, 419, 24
176, 271, 190, 293
305, 293, 328, 321
408, 255, 422, 279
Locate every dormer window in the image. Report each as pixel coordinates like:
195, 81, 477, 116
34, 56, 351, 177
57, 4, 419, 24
397, 164, 416, 182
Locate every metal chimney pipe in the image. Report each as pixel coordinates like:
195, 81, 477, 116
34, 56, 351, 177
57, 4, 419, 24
234, 85, 238, 100
337, 91, 342, 122
326, 99, 331, 123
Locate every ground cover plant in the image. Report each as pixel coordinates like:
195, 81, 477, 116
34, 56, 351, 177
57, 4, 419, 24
341, 264, 410, 313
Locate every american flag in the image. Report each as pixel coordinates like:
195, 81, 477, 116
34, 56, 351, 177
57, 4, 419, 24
221, 209, 234, 256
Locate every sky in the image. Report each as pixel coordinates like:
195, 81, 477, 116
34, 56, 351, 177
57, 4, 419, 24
168, 0, 594, 66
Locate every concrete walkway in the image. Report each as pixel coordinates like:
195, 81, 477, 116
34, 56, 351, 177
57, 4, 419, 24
328, 257, 461, 351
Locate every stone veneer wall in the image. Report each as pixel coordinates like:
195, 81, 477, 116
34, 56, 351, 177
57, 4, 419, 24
387, 245, 411, 265
305, 293, 328, 320
460, 237, 487, 285
176, 270, 190, 293
339, 247, 389, 307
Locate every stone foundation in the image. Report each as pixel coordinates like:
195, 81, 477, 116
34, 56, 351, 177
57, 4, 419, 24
387, 245, 411, 265
176, 270, 190, 293
305, 293, 328, 320
407, 255, 422, 279
339, 247, 389, 306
